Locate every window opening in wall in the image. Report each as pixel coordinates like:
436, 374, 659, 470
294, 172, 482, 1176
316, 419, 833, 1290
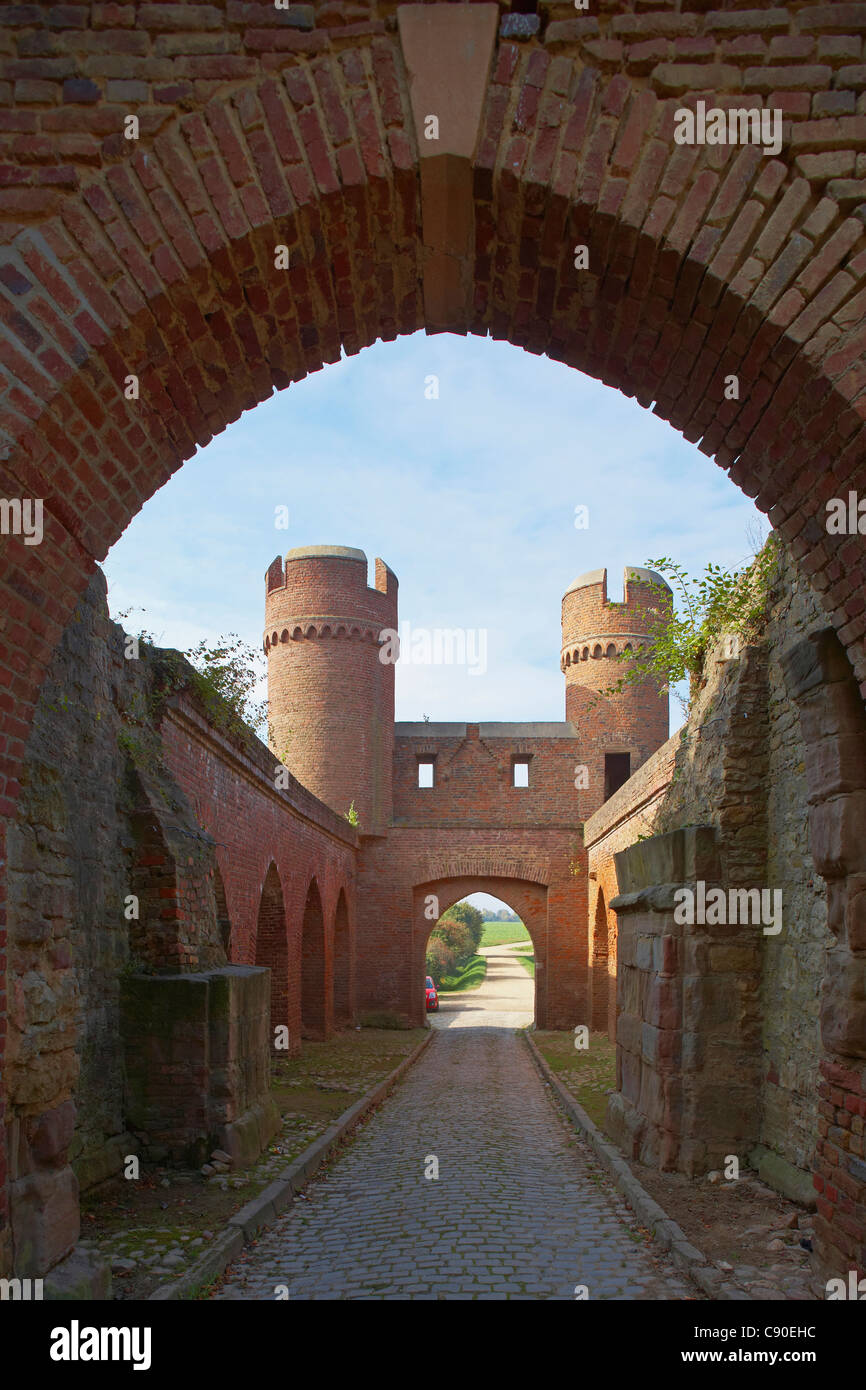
604, 752, 630, 801
512, 757, 530, 788
418, 758, 435, 788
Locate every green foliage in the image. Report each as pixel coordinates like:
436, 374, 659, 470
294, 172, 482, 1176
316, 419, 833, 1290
604, 537, 779, 711
439, 900, 485, 953
517, 953, 536, 980
568, 838, 584, 876
184, 633, 267, 736
426, 901, 486, 986
345, 801, 359, 827
114, 608, 266, 739
425, 936, 454, 988
439, 955, 487, 992
479, 919, 529, 947
432, 918, 475, 963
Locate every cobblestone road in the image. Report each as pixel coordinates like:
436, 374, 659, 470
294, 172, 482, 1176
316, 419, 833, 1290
211, 1024, 696, 1301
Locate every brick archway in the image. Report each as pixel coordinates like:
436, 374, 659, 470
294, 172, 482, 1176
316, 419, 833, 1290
590, 886, 611, 1038
414, 874, 547, 1025
3, 0, 866, 1279
301, 877, 329, 1040
333, 887, 352, 1029
254, 862, 289, 1043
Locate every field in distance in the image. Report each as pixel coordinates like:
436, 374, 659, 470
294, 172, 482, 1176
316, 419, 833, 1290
479, 919, 530, 947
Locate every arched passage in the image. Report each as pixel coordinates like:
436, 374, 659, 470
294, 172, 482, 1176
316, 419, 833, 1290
333, 888, 352, 1029
413, 876, 549, 1028
425, 891, 536, 1028
255, 864, 288, 1039
301, 878, 329, 1041
2, 4, 866, 1285
590, 888, 611, 1038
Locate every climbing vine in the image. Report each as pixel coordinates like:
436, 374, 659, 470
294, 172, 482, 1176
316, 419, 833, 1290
603, 536, 779, 712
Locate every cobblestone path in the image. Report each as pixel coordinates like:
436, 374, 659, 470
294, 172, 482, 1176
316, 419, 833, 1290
211, 1027, 696, 1301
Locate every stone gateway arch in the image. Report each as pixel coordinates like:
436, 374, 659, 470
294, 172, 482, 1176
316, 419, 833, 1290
2, 1, 866, 1294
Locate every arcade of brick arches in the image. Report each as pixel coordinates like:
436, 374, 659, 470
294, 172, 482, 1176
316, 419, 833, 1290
2, 0, 866, 1295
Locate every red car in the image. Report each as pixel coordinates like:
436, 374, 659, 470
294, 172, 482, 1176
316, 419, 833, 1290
425, 976, 439, 1012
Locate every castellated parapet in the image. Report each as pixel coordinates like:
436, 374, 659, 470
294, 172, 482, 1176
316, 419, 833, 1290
561, 566, 671, 779
264, 546, 398, 836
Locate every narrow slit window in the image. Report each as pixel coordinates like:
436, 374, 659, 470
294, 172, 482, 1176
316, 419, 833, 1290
512, 758, 530, 788
418, 758, 435, 789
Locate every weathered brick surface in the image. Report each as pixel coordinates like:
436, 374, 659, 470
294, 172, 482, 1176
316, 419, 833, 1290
264, 547, 397, 837
5, 570, 355, 1274
562, 568, 671, 774
3, 0, 866, 1283
584, 733, 680, 1040
264, 548, 669, 1032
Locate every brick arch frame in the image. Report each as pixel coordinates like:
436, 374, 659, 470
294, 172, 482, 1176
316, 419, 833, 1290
589, 872, 620, 1043
3, 0, 866, 1277
254, 861, 290, 1045
333, 885, 353, 1029
413, 874, 548, 1024
300, 874, 329, 1040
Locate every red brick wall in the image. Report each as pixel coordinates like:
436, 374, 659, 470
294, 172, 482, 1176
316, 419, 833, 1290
585, 734, 681, 1040
3, 0, 866, 1280
782, 629, 866, 1283
356, 826, 585, 1030
159, 697, 357, 1054
562, 568, 671, 779
265, 549, 397, 835
393, 723, 584, 825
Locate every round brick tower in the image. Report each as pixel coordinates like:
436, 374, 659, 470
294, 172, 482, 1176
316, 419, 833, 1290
264, 545, 398, 835
561, 566, 671, 807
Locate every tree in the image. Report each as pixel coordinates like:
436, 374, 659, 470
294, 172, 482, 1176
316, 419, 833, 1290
431, 919, 474, 965
425, 936, 455, 988
440, 900, 484, 952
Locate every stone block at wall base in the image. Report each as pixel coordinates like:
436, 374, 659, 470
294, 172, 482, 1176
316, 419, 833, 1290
44, 1245, 112, 1301
748, 1145, 817, 1209
72, 1132, 137, 1193
122, 966, 275, 1167
220, 1096, 280, 1169
10, 1165, 79, 1278
607, 1090, 647, 1161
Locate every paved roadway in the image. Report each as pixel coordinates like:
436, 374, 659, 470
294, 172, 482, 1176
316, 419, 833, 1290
210, 944, 694, 1300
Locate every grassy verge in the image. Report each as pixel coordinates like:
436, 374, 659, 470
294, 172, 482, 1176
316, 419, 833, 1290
480, 920, 529, 947
532, 1029, 616, 1131
517, 954, 536, 979
81, 1027, 427, 1301
439, 954, 487, 992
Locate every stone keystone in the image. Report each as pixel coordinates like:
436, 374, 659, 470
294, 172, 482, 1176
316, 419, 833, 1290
397, 3, 498, 331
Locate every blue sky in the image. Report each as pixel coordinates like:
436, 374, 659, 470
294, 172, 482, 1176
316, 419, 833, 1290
104, 330, 767, 732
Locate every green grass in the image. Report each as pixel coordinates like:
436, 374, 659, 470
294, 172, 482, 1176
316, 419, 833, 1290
439, 954, 487, 992
517, 954, 536, 979
532, 1030, 617, 1132
479, 919, 530, 947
